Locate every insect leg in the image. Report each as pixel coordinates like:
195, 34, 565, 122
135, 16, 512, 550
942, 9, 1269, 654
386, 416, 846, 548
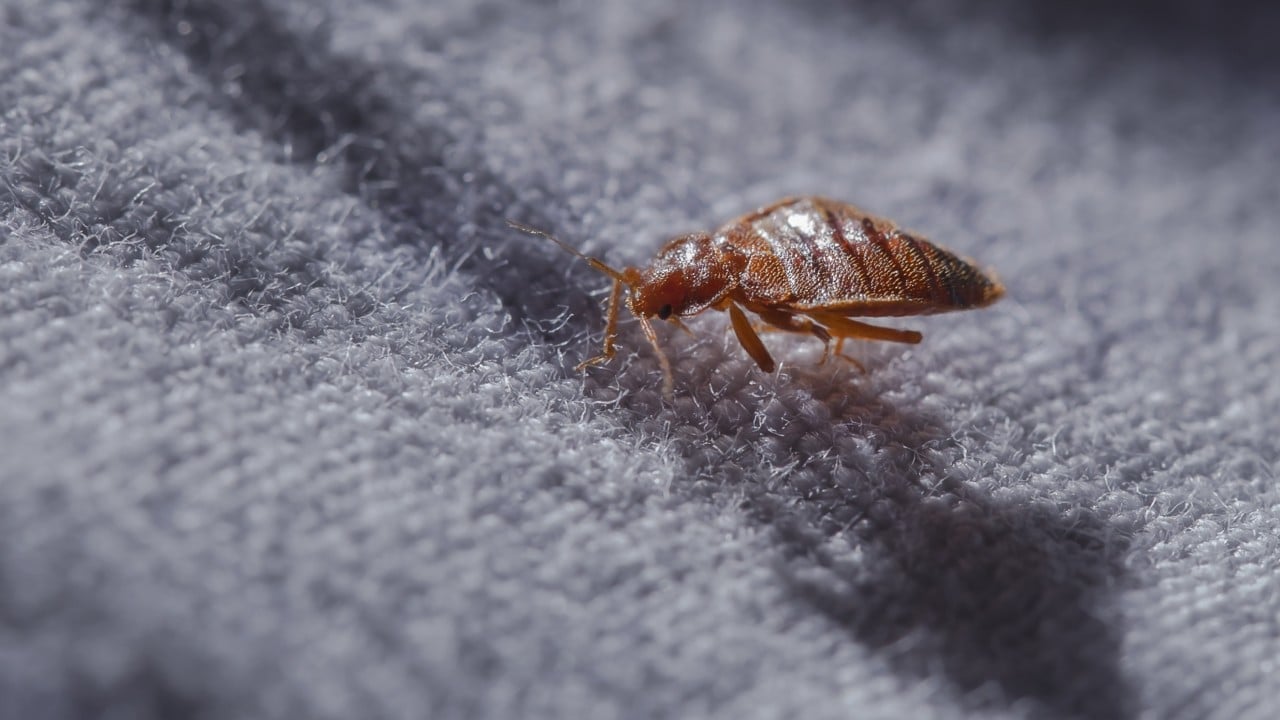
727, 303, 776, 373
575, 278, 624, 371
638, 316, 676, 401
669, 317, 695, 337
751, 308, 831, 340
805, 312, 923, 344
748, 306, 850, 366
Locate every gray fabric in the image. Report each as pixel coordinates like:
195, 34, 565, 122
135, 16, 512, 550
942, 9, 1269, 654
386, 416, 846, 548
3, 1, 1278, 718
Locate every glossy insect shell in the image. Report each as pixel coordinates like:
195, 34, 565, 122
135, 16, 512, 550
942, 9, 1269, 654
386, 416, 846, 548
508, 196, 1004, 401
626, 233, 724, 319
628, 196, 1003, 319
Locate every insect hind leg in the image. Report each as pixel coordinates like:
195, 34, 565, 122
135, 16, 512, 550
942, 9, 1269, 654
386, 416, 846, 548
749, 307, 845, 364
805, 312, 923, 356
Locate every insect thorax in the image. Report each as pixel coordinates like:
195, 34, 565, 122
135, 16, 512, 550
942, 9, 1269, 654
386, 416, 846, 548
627, 232, 734, 318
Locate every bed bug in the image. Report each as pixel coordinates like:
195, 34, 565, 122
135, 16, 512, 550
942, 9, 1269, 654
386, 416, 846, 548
510, 196, 1004, 399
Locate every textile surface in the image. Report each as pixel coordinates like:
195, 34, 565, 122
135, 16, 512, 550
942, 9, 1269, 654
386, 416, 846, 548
2, 1, 1278, 718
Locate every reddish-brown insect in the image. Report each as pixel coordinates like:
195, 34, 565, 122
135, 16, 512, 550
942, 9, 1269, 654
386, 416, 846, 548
511, 196, 1004, 398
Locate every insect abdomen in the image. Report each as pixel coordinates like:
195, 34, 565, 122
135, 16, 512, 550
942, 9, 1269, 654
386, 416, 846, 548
719, 196, 1003, 315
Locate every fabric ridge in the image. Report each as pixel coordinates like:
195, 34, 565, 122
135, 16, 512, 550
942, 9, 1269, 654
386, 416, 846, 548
2, 1, 1279, 718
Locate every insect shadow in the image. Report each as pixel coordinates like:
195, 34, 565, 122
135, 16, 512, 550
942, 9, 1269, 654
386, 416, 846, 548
127, 0, 598, 339
596, 349, 1136, 719
772, 485, 1134, 719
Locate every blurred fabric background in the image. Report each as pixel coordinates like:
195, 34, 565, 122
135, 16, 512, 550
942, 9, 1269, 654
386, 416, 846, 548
3, 1, 1278, 718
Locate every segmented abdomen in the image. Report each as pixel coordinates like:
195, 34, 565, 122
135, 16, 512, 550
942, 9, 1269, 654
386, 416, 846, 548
716, 196, 1003, 316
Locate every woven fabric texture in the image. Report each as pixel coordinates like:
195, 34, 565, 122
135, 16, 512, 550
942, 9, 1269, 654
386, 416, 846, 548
2, 1, 1279, 718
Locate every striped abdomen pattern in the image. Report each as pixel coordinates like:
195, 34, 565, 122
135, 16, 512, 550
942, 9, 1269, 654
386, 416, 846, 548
715, 197, 1004, 316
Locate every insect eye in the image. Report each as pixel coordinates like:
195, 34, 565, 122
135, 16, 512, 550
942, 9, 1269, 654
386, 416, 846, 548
658, 304, 673, 320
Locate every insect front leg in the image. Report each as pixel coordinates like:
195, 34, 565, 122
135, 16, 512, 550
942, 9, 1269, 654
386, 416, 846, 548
575, 278, 624, 371
638, 316, 676, 401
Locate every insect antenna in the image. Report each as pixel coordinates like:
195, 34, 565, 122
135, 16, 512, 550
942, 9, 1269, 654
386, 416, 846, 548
509, 218, 648, 394
506, 220, 628, 283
